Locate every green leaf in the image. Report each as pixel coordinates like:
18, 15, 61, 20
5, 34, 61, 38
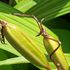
0, 57, 29, 66
14, 0, 37, 12
0, 40, 21, 56
0, 1, 20, 13
15, 0, 70, 20
0, 49, 14, 70
15, 0, 24, 4
0, 1, 70, 69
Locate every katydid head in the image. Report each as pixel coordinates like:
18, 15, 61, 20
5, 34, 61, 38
0, 20, 7, 44
0, 20, 7, 26
36, 18, 48, 37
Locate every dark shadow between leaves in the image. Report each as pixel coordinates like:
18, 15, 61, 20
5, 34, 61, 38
0, 49, 18, 61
